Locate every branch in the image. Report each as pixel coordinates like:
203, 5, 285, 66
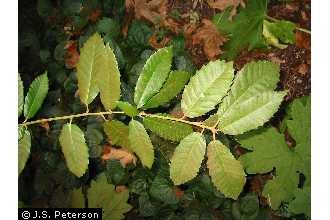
19, 111, 125, 126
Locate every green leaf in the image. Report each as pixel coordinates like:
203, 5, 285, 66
288, 186, 311, 218
238, 126, 309, 210
263, 20, 295, 47
143, 115, 193, 142
97, 44, 121, 110
76, 33, 104, 105
207, 140, 245, 199
134, 47, 173, 108
23, 72, 49, 119
143, 70, 191, 109
149, 175, 177, 204
104, 120, 129, 149
128, 120, 154, 168
59, 123, 89, 177
286, 96, 311, 186
218, 91, 286, 135
96, 17, 120, 38
126, 20, 153, 54
88, 173, 132, 220
181, 60, 234, 118
170, 132, 206, 185
212, 0, 267, 60
263, 20, 287, 49
116, 101, 139, 117
18, 127, 31, 175
217, 61, 284, 135
71, 188, 85, 208
18, 73, 24, 117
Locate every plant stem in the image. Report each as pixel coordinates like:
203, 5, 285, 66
19, 111, 124, 126
266, 15, 311, 34
139, 112, 218, 134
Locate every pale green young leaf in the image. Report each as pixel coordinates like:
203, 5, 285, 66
288, 186, 311, 218
104, 120, 130, 149
143, 115, 193, 142
181, 60, 234, 118
97, 44, 121, 110
134, 47, 173, 108
170, 132, 206, 185
88, 173, 132, 220
59, 123, 89, 177
263, 20, 295, 48
207, 140, 245, 199
128, 120, 154, 168
143, 70, 191, 109
23, 72, 49, 119
116, 101, 139, 117
217, 61, 283, 135
218, 91, 286, 135
77, 33, 104, 105
18, 127, 31, 175
18, 73, 24, 117
263, 20, 287, 49
71, 188, 85, 208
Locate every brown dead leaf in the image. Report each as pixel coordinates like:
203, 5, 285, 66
88, 9, 102, 22
64, 41, 80, 69
295, 31, 310, 49
162, 17, 182, 34
173, 186, 184, 199
102, 145, 137, 167
190, 19, 226, 60
149, 33, 171, 49
132, 0, 168, 24
207, 0, 245, 18
115, 185, 128, 193
40, 122, 50, 133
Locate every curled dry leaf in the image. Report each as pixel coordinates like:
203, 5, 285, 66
188, 19, 227, 60
149, 33, 171, 49
115, 185, 128, 193
207, 0, 245, 18
101, 145, 137, 167
128, 0, 168, 24
65, 41, 80, 69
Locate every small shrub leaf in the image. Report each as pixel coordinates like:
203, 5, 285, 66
170, 132, 206, 185
128, 120, 154, 168
18, 73, 24, 117
59, 123, 89, 177
24, 72, 49, 119
143, 70, 191, 109
97, 44, 121, 110
207, 140, 246, 199
18, 127, 31, 175
143, 115, 193, 142
134, 47, 173, 108
104, 120, 130, 149
77, 33, 104, 105
181, 60, 234, 118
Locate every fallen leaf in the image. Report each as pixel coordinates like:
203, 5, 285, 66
40, 122, 50, 133
149, 33, 171, 49
64, 41, 80, 69
173, 186, 184, 199
102, 145, 137, 167
133, 0, 168, 24
190, 19, 227, 60
296, 63, 308, 76
207, 0, 245, 18
88, 9, 102, 22
295, 31, 310, 49
115, 185, 128, 193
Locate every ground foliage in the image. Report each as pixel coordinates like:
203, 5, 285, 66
19, 0, 311, 219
